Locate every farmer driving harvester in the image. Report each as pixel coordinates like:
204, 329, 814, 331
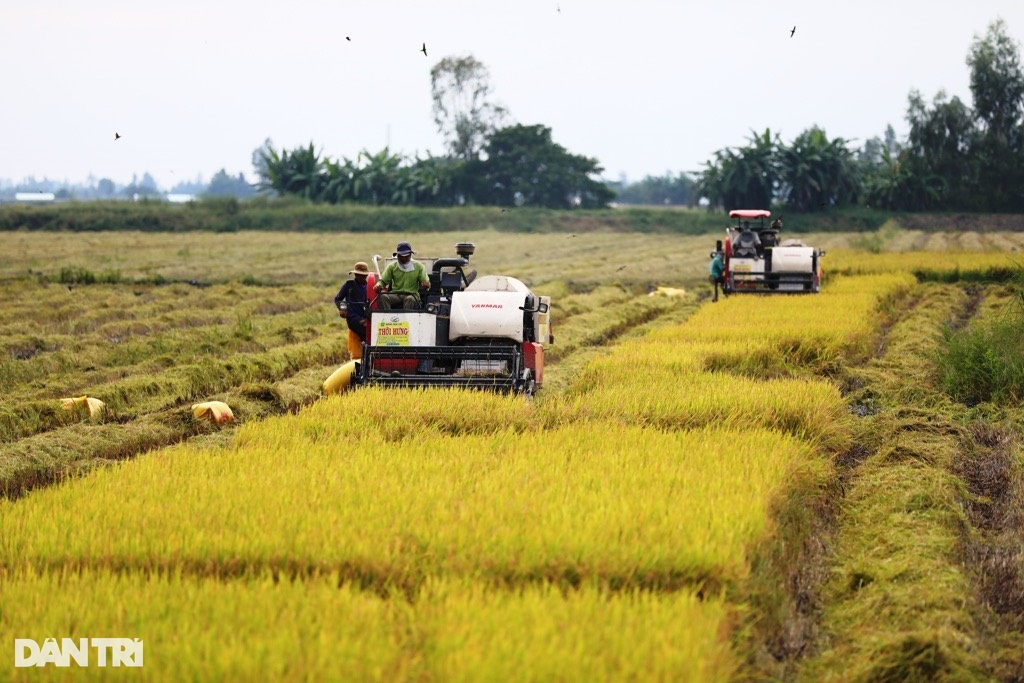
322, 240, 552, 396
373, 241, 430, 309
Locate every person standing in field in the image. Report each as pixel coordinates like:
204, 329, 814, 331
374, 241, 430, 309
709, 252, 726, 302
335, 261, 370, 360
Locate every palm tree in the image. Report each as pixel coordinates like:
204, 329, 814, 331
351, 148, 404, 205
257, 143, 327, 200
778, 127, 861, 211
697, 129, 780, 210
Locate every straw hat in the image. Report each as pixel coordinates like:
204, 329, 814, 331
349, 262, 370, 276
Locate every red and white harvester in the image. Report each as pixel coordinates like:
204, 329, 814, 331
713, 209, 825, 293
333, 242, 551, 396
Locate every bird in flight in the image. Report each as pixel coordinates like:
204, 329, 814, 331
346, 36, 351, 41
790, 26, 796, 37
420, 42, 427, 56
114, 132, 121, 140
615, 265, 627, 272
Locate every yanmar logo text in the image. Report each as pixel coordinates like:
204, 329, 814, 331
14, 638, 143, 668
470, 304, 504, 308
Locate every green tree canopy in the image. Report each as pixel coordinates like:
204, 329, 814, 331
466, 124, 614, 209
904, 89, 978, 209
968, 18, 1024, 143
696, 129, 780, 210
256, 142, 327, 200
777, 127, 861, 211
967, 18, 1024, 209
430, 56, 509, 162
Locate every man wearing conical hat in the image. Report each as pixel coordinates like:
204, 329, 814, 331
334, 261, 371, 360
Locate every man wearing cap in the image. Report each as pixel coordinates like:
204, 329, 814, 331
374, 241, 430, 309
335, 261, 371, 360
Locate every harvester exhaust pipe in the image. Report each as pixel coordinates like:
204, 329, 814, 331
432, 258, 469, 273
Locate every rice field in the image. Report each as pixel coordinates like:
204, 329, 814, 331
2, 572, 737, 682
1, 226, 1021, 680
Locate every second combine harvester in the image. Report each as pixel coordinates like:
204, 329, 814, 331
712, 209, 825, 294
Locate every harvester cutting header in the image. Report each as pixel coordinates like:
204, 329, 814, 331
711, 209, 824, 294
327, 242, 552, 396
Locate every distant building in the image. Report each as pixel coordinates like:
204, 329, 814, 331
14, 192, 56, 203
165, 193, 195, 204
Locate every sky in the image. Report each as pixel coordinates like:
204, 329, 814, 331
3, 0, 1024, 190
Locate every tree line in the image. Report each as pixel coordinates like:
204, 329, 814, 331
254, 126, 613, 210
0, 170, 256, 203
257, 20, 1024, 213
11, 20, 1018, 212
254, 56, 612, 210
697, 19, 1024, 213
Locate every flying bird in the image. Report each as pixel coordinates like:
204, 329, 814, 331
114, 132, 121, 140
790, 26, 796, 37
615, 265, 627, 272
420, 42, 427, 56
346, 36, 351, 41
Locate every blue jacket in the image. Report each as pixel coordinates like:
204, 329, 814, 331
335, 279, 369, 338
710, 254, 725, 279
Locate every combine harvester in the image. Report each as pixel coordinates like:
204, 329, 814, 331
712, 209, 825, 293
326, 242, 552, 396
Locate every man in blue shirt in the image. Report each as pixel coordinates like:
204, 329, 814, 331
335, 261, 370, 359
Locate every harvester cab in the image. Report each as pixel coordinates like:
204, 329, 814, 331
348, 242, 552, 396
712, 209, 824, 294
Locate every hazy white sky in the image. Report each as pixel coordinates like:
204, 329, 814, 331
3, 0, 1024, 189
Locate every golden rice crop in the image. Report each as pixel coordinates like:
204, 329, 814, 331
554, 274, 912, 449
0, 267, 918, 679
239, 385, 548, 444
1, 570, 737, 682
674, 274, 915, 349
0, 423, 823, 591
558, 373, 852, 451
675, 274, 914, 370
827, 249, 1017, 277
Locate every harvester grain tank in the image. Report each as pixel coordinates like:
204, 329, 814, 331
343, 243, 552, 396
712, 209, 824, 293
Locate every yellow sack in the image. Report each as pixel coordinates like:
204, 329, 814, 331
191, 401, 234, 425
60, 395, 105, 420
323, 361, 357, 395
649, 286, 687, 298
